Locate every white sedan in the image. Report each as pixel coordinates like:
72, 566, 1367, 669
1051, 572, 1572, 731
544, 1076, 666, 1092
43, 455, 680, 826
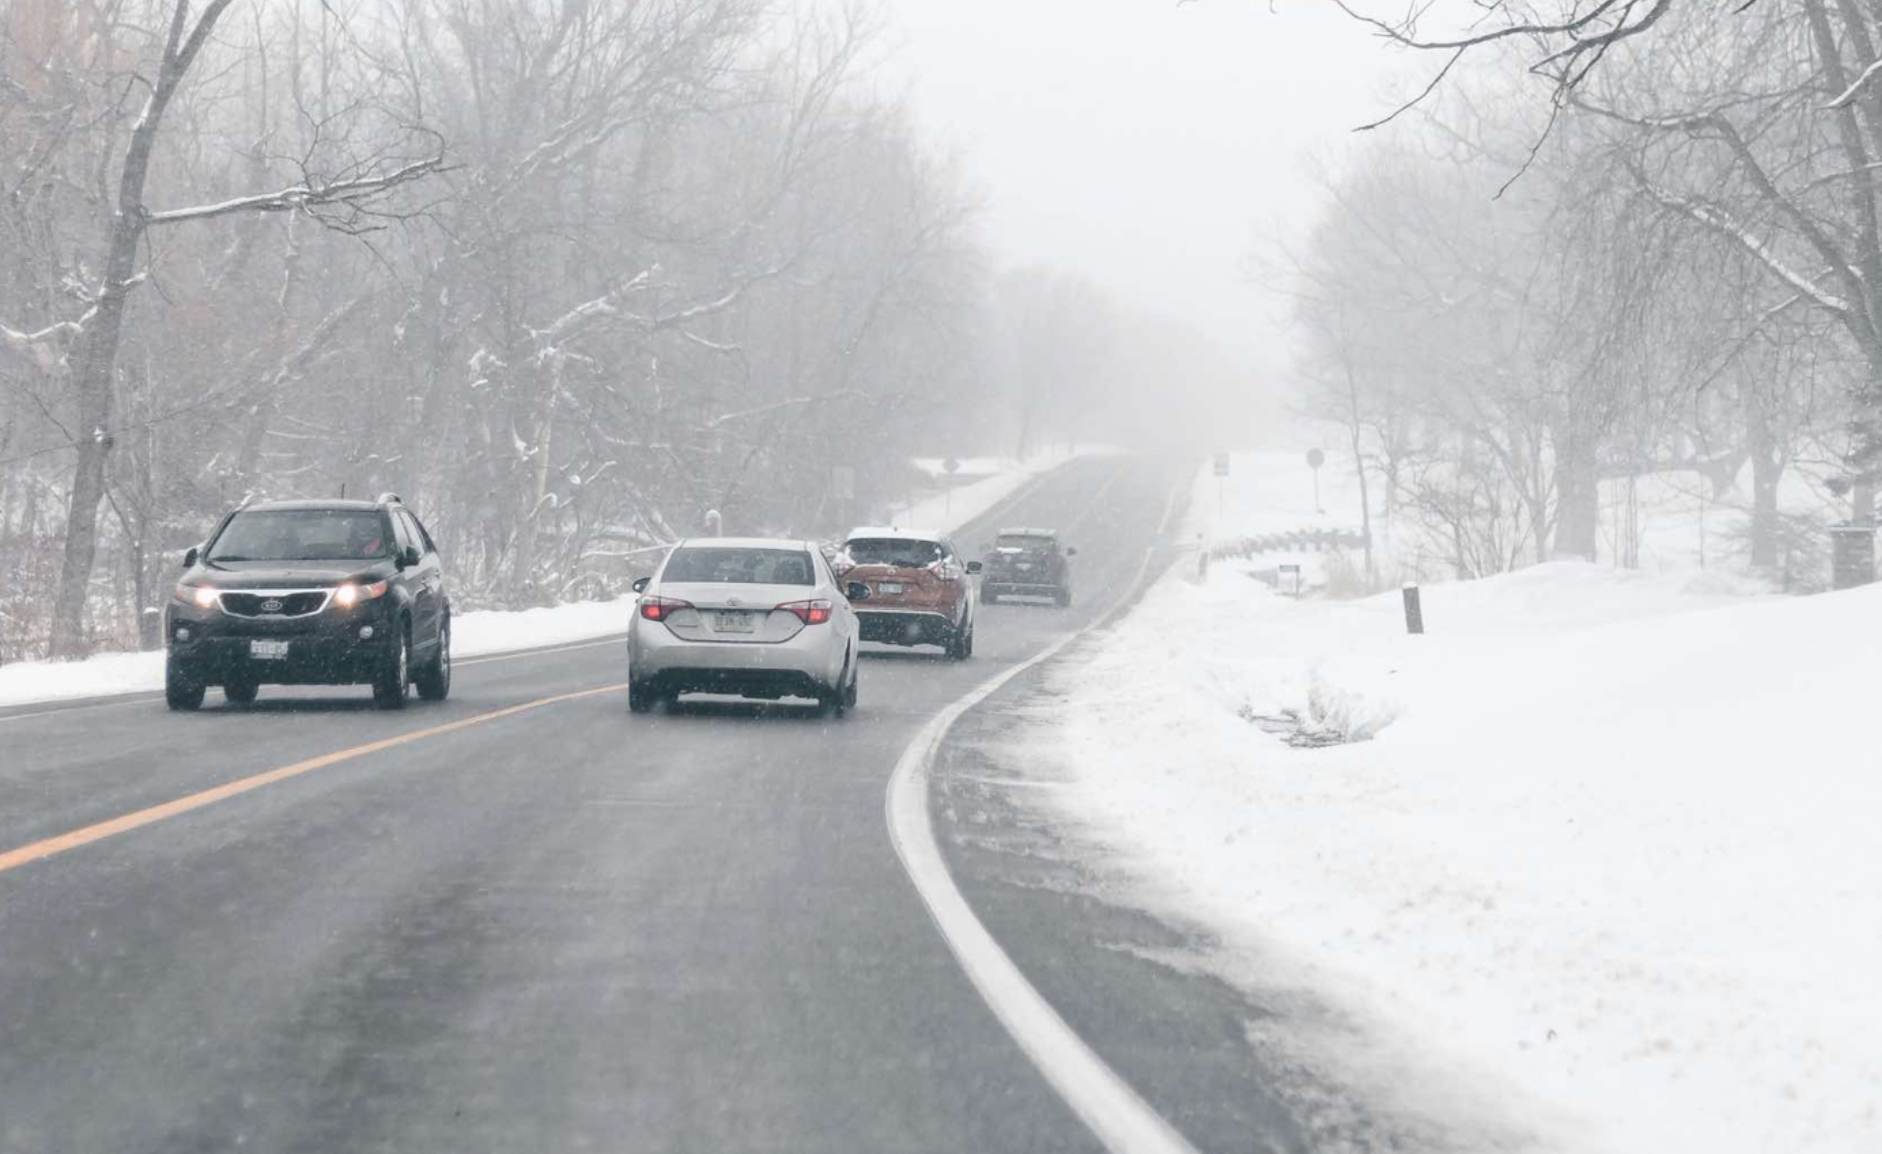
626, 537, 864, 715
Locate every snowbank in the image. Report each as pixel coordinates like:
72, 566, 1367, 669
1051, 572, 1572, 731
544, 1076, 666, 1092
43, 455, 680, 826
0, 597, 633, 709
1013, 461, 1882, 1154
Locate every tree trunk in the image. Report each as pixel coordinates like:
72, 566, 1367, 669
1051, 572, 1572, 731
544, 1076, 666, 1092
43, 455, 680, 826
49, 274, 134, 657
48, 0, 236, 657
1552, 437, 1600, 561
1748, 404, 1781, 570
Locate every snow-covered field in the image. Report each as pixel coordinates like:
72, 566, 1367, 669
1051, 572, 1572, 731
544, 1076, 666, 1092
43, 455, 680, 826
1010, 451, 1882, 1154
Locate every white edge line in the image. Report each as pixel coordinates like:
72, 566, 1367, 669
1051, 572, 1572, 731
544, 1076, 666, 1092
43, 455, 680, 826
885, 477, 1199, 1154
454, 634, 626, 667
0, 696, 159, 725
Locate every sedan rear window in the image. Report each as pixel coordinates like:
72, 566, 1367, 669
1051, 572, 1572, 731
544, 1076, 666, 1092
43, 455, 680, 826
996, 534, 1054, 552
662, 547, 815, 585
208, 510, 390, 561
846, 537, 943, 567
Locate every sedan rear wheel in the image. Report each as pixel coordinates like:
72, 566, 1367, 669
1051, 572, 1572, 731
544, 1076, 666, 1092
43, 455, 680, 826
820, 654, 854, 718
628, 679, 660, 714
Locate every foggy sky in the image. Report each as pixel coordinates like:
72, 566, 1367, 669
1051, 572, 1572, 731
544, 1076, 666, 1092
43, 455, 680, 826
878, 1, 1412, 377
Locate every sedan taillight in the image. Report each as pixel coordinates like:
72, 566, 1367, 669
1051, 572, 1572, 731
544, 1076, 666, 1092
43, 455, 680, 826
776, 598, 833, 625
639, 595, 693, 621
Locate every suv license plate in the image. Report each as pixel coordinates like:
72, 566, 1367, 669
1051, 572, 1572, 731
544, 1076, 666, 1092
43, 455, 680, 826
250, 639, 290, 660
714, 611, 755, 633
877, 582, 904, 594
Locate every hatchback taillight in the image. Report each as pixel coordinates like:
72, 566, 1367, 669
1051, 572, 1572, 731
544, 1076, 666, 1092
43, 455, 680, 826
639, 595, 693, 621
776, 598, 834, 625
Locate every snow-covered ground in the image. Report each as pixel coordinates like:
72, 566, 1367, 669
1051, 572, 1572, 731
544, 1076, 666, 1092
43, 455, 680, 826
0, 598, 633, 709
1008, 450, 1882, 1154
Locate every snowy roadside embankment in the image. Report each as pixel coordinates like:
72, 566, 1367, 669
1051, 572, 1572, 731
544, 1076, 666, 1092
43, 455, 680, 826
0, 598, 634, 710
1010, 459, 1882, 1153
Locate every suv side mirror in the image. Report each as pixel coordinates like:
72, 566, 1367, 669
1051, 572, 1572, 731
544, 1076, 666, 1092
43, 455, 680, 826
397, 545, 422, 569
632, 576, 651, 594
845, 581, 871, 602
966, 560, 983, 574
182, 545, 199, 569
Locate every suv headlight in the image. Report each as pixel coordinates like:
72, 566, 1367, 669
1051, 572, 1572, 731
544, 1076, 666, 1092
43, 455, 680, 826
173, 584, 218, 609
333, 580, 389, 609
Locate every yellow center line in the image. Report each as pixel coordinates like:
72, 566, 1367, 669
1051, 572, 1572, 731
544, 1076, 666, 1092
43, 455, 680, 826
0, 683, 629, 876
1061, 460, 1136, 536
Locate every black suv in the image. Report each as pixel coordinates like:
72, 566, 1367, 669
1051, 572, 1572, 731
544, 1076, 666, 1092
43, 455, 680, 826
165, 495, 451, 710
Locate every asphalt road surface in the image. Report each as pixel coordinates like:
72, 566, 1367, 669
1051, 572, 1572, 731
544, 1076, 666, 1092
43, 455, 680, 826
0, 455, 1372, 1154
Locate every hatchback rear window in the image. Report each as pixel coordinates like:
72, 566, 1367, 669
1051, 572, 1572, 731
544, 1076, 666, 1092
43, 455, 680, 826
846, 538, 943, 567
662, 547, 815, 585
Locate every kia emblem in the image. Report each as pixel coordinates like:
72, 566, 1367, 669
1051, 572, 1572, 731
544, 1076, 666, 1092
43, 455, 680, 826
260, 599, 283, 613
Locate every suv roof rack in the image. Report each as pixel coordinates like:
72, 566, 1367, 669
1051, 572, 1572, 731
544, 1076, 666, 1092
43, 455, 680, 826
376, 492, 404, 506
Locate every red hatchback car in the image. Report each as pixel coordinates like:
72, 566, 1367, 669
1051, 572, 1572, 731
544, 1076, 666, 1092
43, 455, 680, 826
837, 528, 981, 659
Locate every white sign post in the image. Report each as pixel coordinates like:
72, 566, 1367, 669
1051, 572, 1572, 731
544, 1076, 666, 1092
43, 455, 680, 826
942, 457, 961, 520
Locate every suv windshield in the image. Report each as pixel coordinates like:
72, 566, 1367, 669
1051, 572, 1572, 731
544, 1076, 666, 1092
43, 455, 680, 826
208, 510, 390, 562
996, 534, 1054, 553
662, 546, 814, 585
846, 538, 943, 567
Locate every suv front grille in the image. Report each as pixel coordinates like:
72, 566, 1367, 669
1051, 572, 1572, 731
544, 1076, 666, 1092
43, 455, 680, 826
220, 590, 329, 618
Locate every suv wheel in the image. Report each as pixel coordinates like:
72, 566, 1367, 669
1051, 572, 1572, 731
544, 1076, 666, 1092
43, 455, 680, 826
165, 659, 205, 712
415, 618, 451, 701
947, 624, 973, 661
373, 625, 410, 710
223, 677, 259, 706
1055, 586, 1072, 608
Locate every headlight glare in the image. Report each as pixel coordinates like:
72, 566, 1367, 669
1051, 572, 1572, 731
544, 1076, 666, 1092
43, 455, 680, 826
174, 584, 218, 609
333, 580, 388, 609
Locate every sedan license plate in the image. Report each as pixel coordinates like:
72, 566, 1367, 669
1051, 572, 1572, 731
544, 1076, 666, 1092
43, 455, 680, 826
877, 582, 905, 595
249, 639, 290, 661
714, 610, 756, 633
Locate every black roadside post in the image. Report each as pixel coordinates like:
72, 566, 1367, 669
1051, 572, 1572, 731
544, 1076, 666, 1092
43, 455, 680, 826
1401, 582, 1424, 634
1830, 522, 1877, 589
